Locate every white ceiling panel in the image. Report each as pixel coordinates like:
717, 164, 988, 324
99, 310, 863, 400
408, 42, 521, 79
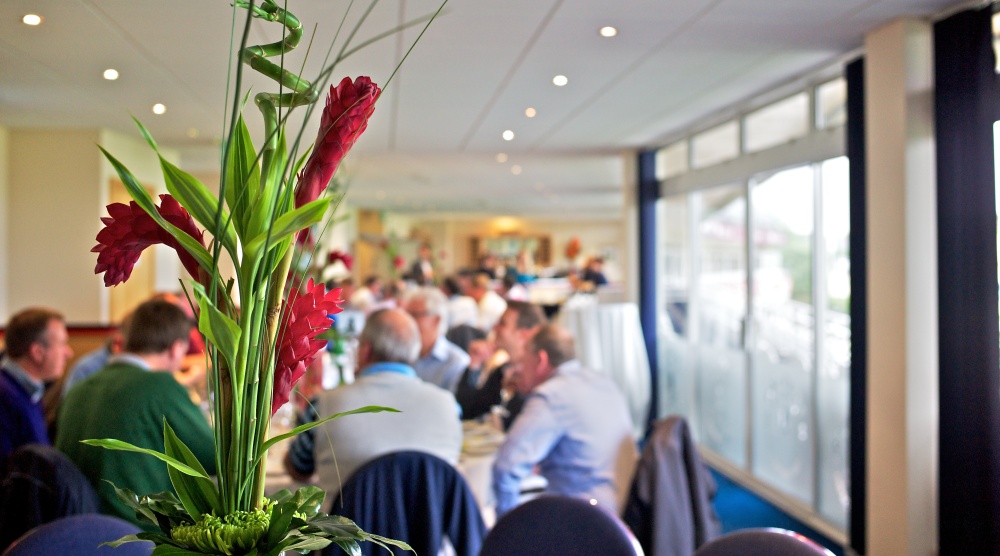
0, 0, 974, 215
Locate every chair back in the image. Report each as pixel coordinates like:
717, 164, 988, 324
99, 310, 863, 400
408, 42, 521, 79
2, 514, 150, 555
323, 451, 486, 556
0, 443, 101, 550
693, 528, 835, 556
480, 495, 644, 556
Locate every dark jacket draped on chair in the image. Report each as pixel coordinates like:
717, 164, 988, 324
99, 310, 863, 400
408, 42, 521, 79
623, 416, 722, 556
323, 451, 486, 556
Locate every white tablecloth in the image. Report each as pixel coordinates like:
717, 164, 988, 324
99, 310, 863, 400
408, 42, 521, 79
558, 302, 652, 438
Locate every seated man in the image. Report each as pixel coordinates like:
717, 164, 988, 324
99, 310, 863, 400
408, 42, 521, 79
284, 308, 462, 491
492, 324, 637, 517
454, 301, 546, 428
0, 308, 73, 465
403, 287, 469, 393
56, 299, 215, 528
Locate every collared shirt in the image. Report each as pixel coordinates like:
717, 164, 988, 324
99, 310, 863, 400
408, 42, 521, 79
492, 359, 638, 516
413, 336, 470, 393
107, 353, 152, 370
0, 355, 44, 403
358, 361, 416, 378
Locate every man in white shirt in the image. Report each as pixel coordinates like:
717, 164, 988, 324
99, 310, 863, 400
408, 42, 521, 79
492, 324, 637, 516
467, 272, 507, 332
284, 308, 462, 490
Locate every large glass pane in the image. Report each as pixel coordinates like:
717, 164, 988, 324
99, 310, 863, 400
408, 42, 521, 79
694, 184, 748, 466
657, 195, 694, 420
817, 156, 851, 527
744, 93, 810, 153
692, 121, 740, 168
750, 165, 814, 504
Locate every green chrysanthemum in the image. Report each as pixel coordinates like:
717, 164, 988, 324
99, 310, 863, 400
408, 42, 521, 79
170, 510, 270, 555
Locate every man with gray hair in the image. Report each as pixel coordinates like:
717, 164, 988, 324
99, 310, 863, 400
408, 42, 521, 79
493, 324, 638, 517
284, 308, 462, 490
403, 286, 470, 393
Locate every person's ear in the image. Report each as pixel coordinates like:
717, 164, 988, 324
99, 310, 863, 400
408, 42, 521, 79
536, 349, 550, 372
28, 341, 47, 364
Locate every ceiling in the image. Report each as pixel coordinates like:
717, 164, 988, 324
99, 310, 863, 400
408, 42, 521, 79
0, 0, 968, 219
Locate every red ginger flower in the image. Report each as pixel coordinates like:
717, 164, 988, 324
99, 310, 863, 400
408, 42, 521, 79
272, 278, 343, 414
327, 249, 353, 270
295, 76, 380, 209
93, 194, 206, 287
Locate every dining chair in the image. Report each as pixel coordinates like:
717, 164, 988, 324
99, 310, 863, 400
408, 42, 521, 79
479, 495, 644, 556
692, 528, 835, 556
0, 443, 101, 551
323, 451, 486, 556
1, 514, 150, 555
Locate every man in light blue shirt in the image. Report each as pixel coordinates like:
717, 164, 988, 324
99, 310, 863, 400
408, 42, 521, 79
403, 287, 469, 393
492, 324, 638, 516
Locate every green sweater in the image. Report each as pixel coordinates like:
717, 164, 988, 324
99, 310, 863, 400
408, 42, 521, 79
56, 361, 216, 528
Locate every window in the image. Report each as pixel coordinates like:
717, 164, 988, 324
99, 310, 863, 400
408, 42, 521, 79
692, 121, 740, 168
744, 93, 810, 152
816, 79, 847, 129
656, 141, 689, 181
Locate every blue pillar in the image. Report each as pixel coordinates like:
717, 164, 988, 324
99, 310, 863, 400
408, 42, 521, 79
637, 150, 659, 433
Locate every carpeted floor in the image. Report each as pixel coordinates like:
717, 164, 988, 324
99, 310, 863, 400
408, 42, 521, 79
709, 469, 845, 555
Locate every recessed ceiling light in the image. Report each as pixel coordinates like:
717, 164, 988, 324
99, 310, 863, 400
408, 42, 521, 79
496, 153, 508, 163
103, 69, 119, 81
599, 26, 618, 37
22, 14, 42, 26
502, 130, 515, 141
511, 165, 522, 175
552, 75, 568, 87
152, 103, 166, 115
525, 107, 537, 118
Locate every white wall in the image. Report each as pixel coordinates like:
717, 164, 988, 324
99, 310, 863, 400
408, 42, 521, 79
8, 129, 105, 322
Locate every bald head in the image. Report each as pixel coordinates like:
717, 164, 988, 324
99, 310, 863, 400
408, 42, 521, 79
359, 308, 421, 365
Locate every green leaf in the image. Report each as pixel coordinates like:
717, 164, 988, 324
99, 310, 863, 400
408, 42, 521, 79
101, 534, 154, 549
132, 115, 160, 151
224, 113, 261, 236
109, 483, 159, 526
264, 497, 298, 548
163, 419, 223, 520
151, 545, 206, 555
81, 439, 208, 479
99, 147, 215, 273
159, 155, 239, 254
194, 291, 241, 372
244, 198, 330, 257
333, 539, 363, 556
247, 129, 288, 240
289, 486, 326, 518
305, 515, 363, 540
258, 406, 399, 457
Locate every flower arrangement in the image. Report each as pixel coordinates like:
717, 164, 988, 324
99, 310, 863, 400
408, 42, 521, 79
83, 1, 443, 554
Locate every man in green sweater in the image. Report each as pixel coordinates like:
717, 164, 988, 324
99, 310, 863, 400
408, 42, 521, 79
57, 298, 215, 528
